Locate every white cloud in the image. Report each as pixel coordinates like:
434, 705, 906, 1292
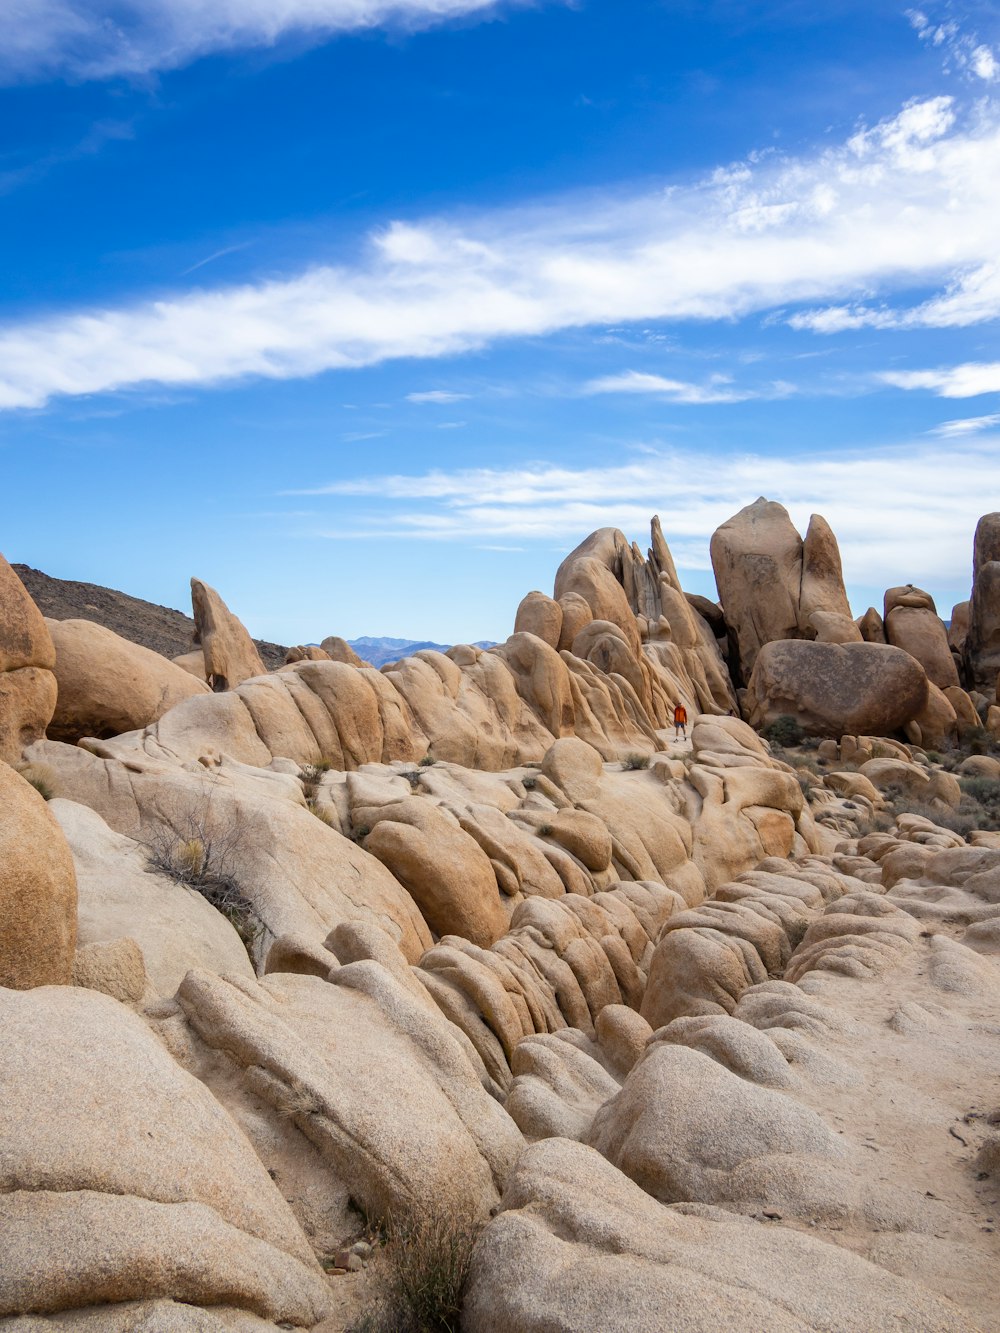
0, 0, 523, 82
285, 435, 1000, 602
790, 262, 1000, 332
2, 95, 1000, 410
907, 8, 1000, 83
931, 413, 1000, 437
406, 390, 470, 403
879, 361, 1000, 397
583, 369, 794, 404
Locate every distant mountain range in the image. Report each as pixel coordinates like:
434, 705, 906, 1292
347, 636, 498, 667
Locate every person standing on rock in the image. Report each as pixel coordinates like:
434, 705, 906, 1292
673, 701, 688, 740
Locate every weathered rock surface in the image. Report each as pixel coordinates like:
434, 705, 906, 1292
884, 594, 959, 691
463, 1139, 976, 1333
0, 986, 331, 1327
0, 554, 57, 763
744, 640, 929, 737
0, 763, 77, 989
190, 579, 266, 692
46, 618, 210, 743
968, 513, 1000, 694
709, 498, 804, 681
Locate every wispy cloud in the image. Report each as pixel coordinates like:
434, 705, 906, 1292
789, 262, 1000, 333
284, 435, 1000, 600
0, 0, 530, 83
583, 369, 794, 404
907, 8, 999, 83
406, 389, 470, 403
0, 117, 134, 195
180, 242, 254, 277
931, 413, 1000, 437
879, 360, 1000, 397
0, 95, 999, 410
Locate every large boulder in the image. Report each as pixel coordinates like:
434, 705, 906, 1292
967, 513, 1000, 694
46, 618, 211, 743
0, 763, 77, 988
463, 1138, 975, 1333
883, 592, 959, 691
0, 985, 331, 1326
709, 498, 803, 682
744, 640, 929, 738
798, 513, 855, 637
190, 578, 266, 691
0, 553, 57, 763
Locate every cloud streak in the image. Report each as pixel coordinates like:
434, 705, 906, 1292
583, 369, 794, 404
1, 95, 999, 410
287, 433, 1000, 605
0, 0, 526, 83
879, 361, 1000, 398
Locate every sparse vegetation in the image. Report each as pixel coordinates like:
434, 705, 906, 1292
354, 824, 372, 841
402, 770, 423, 788
347, 1209, 482, 1333
300, 760, 332, 801
522, 775, 538, 790
762, 715, 805, 749
15, 762, 58, 801
308, 800, 338, 828
623, 753, 651, 770
145, 801, 264, 960
419, 754, 437, 767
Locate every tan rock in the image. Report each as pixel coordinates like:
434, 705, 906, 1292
52, 797, 254, 997
808, 609, 863, 643
190, 579, 266, 691
709, 497, 803, 681
514, 591, 563, 649
362, 797, 509, 947
744, 640, 929, 738
589, 1042, 842, 1206
46, 618, 210, 743
949, 600, 970, 655
884, 602, 959, 690
554, 530, 642, 654
799, 513, 853, 631
0, 985, 330, 1326
72, 936, 148, 1004
968, 513, 1000, 692
0, 762, 77, 988
912, 681, 959, 749
556, 591, 594, 652
172, 648, 208, 681
320, 635, 370, 667
0, 553, 57, 763
464, 1138, 975, 1333
176, 965, 522, 1223
944, 685, 983, 737
884, 584, 936, 615
856, 606, 887, 644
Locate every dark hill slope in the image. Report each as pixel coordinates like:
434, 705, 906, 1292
12, 564, 288, 670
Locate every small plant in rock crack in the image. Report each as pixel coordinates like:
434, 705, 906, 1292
419, 754, 437, 767
402, 770, 423, 788
623, 753, 651, 770
145, 798, 264, 962
300, 760, 332, 800
521, 775, 538, 790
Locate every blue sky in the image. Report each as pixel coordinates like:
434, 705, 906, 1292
1, 0, 999, 645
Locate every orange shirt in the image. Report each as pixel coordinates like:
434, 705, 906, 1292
673, 705, 687, 724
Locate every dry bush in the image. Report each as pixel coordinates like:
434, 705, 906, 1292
144, 798, 264, 959
347, 1209, 482, 1333
623, 753, 651, 770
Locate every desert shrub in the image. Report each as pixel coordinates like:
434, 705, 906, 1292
15, 762, 58, 801
874, 777, 1000, 837
762, 715, 805, 748
353, 824, 372, 841
402, 770, 422, 788
521, 775, 538, 791
419, 754, 437, 767
145, 802, 263, 959
347, 1210, 481, 1333
537, 823, 553, 837
623, 753, 651, 770
308, 800, 338, 828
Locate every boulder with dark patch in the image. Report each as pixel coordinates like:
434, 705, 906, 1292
744, 640, 929, 738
